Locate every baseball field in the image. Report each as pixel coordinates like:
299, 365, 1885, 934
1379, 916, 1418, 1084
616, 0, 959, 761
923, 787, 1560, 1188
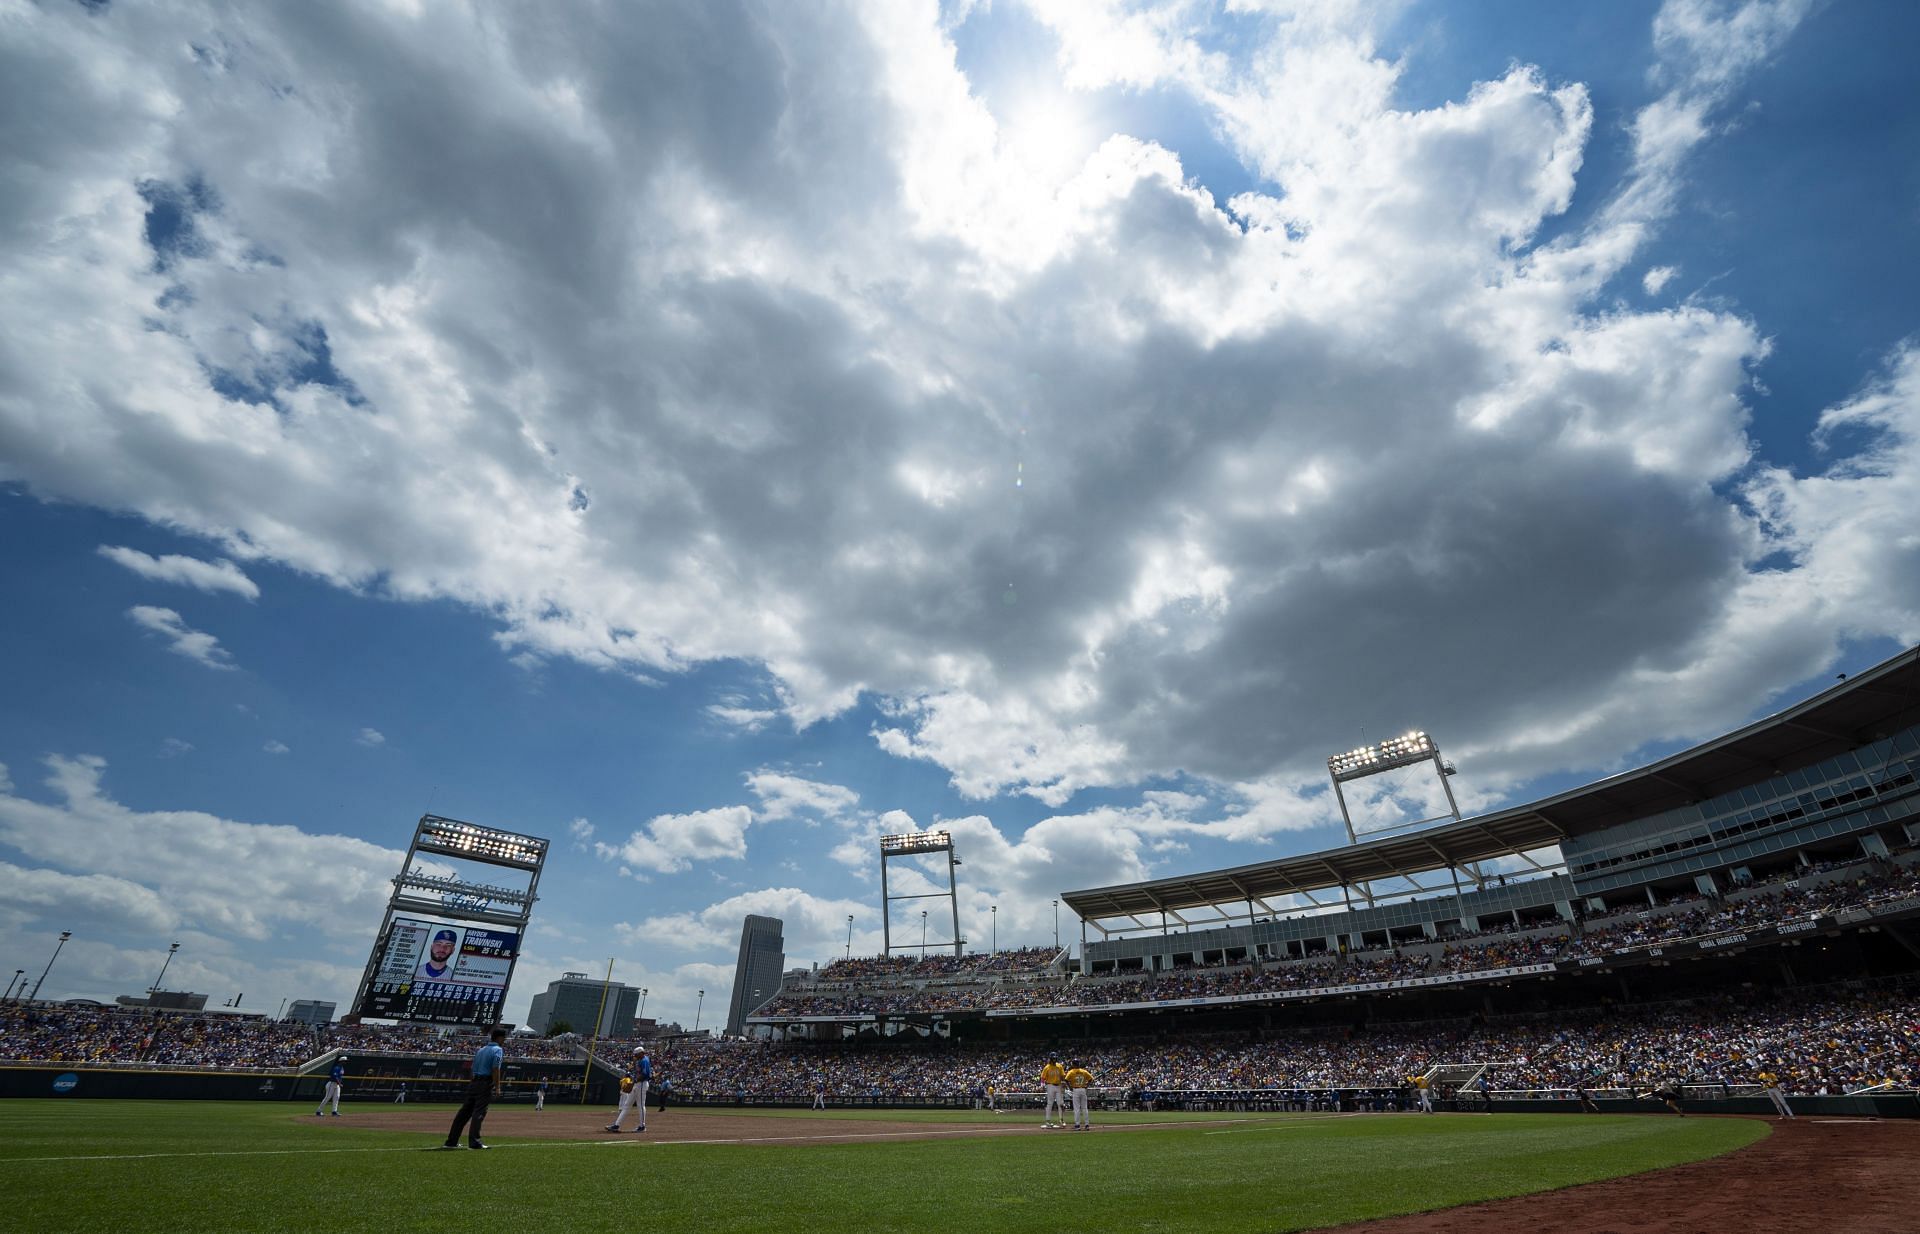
4, 1098, 1872, 1233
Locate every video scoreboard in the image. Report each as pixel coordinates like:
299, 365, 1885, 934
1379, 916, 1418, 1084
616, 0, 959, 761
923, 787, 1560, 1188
355, 916, 520, 1026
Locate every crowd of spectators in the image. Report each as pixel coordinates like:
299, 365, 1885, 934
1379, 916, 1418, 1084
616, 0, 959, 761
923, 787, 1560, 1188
316, 1021, 579, 1060
643, 981, 1919, 1101
812, 946, 1059, 985
0, 1003, 317, 1068
755, 858, 1920, 1021
0, 1004, 584, 1069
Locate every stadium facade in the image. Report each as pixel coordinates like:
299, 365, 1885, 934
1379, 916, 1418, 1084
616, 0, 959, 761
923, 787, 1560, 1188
1062, 644, 1918, 977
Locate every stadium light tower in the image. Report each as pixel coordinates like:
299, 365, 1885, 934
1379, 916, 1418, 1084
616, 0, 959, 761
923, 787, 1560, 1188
694, 989, 705, 1032
877, 831, 964, 959
149, 941, 180, 995
1325, 730, 1465, 845
30, 930, 71, 1001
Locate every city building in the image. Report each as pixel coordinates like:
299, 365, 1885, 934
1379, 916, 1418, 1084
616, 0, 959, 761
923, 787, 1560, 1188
283, 1000, 337, 1026
526, 972, 641, 1036
725, 915, 785, 1036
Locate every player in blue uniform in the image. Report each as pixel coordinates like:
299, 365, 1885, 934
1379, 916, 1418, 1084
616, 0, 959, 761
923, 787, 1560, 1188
606, 1046, 652, 1132
315, 1057, 345, 1116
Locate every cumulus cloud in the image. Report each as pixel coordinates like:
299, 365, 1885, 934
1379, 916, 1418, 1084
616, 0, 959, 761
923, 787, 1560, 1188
126, 606, 236, 671
744, 771, 860, 822
1643, 265, 1677, 295
0, 755, 399, 944
159, 737, 194, 758
262, 740, 290, 755
617, 886, 871, 960
98, 545, 259, 599
597, 806, 755, 875
355, 727, 385, 746
0, 0, 1896, 835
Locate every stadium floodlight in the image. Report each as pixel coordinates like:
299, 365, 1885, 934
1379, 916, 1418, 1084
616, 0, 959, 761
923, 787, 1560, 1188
1325, 729, 1464, 847
1328, 731, 1436, 781
878, 832, 963, 959
879, 830, 954, 856
416, 815, 548, 869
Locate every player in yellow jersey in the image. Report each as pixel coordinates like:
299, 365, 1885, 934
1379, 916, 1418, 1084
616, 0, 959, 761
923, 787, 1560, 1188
1040, 1059, 1066, 1127
1064, 1062, 1094, 1130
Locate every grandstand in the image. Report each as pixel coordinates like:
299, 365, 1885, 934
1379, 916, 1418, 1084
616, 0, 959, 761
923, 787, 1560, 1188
728, 644, 1920, 1111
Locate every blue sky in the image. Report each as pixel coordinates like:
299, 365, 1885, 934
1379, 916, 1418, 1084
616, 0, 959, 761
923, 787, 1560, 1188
2, 0, 1916, 1030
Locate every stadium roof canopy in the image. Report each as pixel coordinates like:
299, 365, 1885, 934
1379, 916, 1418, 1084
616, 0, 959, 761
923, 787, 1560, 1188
1063, 643, 1920, 924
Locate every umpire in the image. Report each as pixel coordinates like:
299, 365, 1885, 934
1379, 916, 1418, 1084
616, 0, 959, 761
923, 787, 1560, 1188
443, 1026, 508, 1149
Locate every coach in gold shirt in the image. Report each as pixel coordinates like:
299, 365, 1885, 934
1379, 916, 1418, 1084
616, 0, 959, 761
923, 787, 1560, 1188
1064, 1062, 1094, 1131
1040, 1059, 1066, 1127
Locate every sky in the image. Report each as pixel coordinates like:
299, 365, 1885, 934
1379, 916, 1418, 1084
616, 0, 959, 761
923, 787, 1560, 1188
2, 0, 1917, 1032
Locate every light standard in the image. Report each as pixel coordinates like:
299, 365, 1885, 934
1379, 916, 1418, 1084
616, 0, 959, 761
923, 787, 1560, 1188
845, 914, 854, 960
639, 988, 649, 1020
30, 931, 72, 1001
991, 905, 997, 954
7, 970, 23, 1001
150, 942, 181, 996
694, 989, 705, 1032
920, 910, 927, 953
1052, 900, 1059, 950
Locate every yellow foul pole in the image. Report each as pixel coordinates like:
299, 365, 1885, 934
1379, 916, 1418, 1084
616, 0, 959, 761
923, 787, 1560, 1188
578, 957, 615, 1104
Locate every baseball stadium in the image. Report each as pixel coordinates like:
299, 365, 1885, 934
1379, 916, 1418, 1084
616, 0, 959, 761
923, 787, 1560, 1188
4, 645, 1919, 1232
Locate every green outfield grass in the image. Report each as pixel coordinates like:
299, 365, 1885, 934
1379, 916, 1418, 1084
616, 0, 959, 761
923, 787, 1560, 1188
0, 1101, 1766, 1234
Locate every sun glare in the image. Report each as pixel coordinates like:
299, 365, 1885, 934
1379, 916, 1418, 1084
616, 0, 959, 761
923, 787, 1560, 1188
998, 93, 1097, 181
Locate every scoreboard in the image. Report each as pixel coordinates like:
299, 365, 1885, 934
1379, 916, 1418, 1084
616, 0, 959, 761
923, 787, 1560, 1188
354, 917, 519, 1026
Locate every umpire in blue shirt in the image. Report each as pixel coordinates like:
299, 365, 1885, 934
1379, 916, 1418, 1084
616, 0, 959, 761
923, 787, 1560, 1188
443, 1027, 508, 1149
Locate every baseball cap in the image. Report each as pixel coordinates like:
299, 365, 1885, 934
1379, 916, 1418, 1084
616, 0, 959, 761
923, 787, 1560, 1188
433, 929, 457, 943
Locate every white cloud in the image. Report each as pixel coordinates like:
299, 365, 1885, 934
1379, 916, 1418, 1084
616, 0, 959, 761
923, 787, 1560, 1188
0, 0, 1895, 831
568, 817, 594, 842
159, 737, 194, 758
1643, 265, 1677, 294
97, 545, 259, 599
744, 770, 860, 822
262, 740, 290, 755
126, 606, 236, 671
617, 886, 871, 961
355, 727, 386, 746
597, 806, 755, 875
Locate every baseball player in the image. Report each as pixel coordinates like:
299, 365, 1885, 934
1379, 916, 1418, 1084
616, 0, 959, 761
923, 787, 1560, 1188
1760, 1072, 1794, 1119
534, 1079, 547, 1112
1413, 1074, 1433, 1113
315, 1056, 346, 1116
1064, 1061, 1094, 1130
1040, 1059, 1067, 1127
606, 1046, 652, 1132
